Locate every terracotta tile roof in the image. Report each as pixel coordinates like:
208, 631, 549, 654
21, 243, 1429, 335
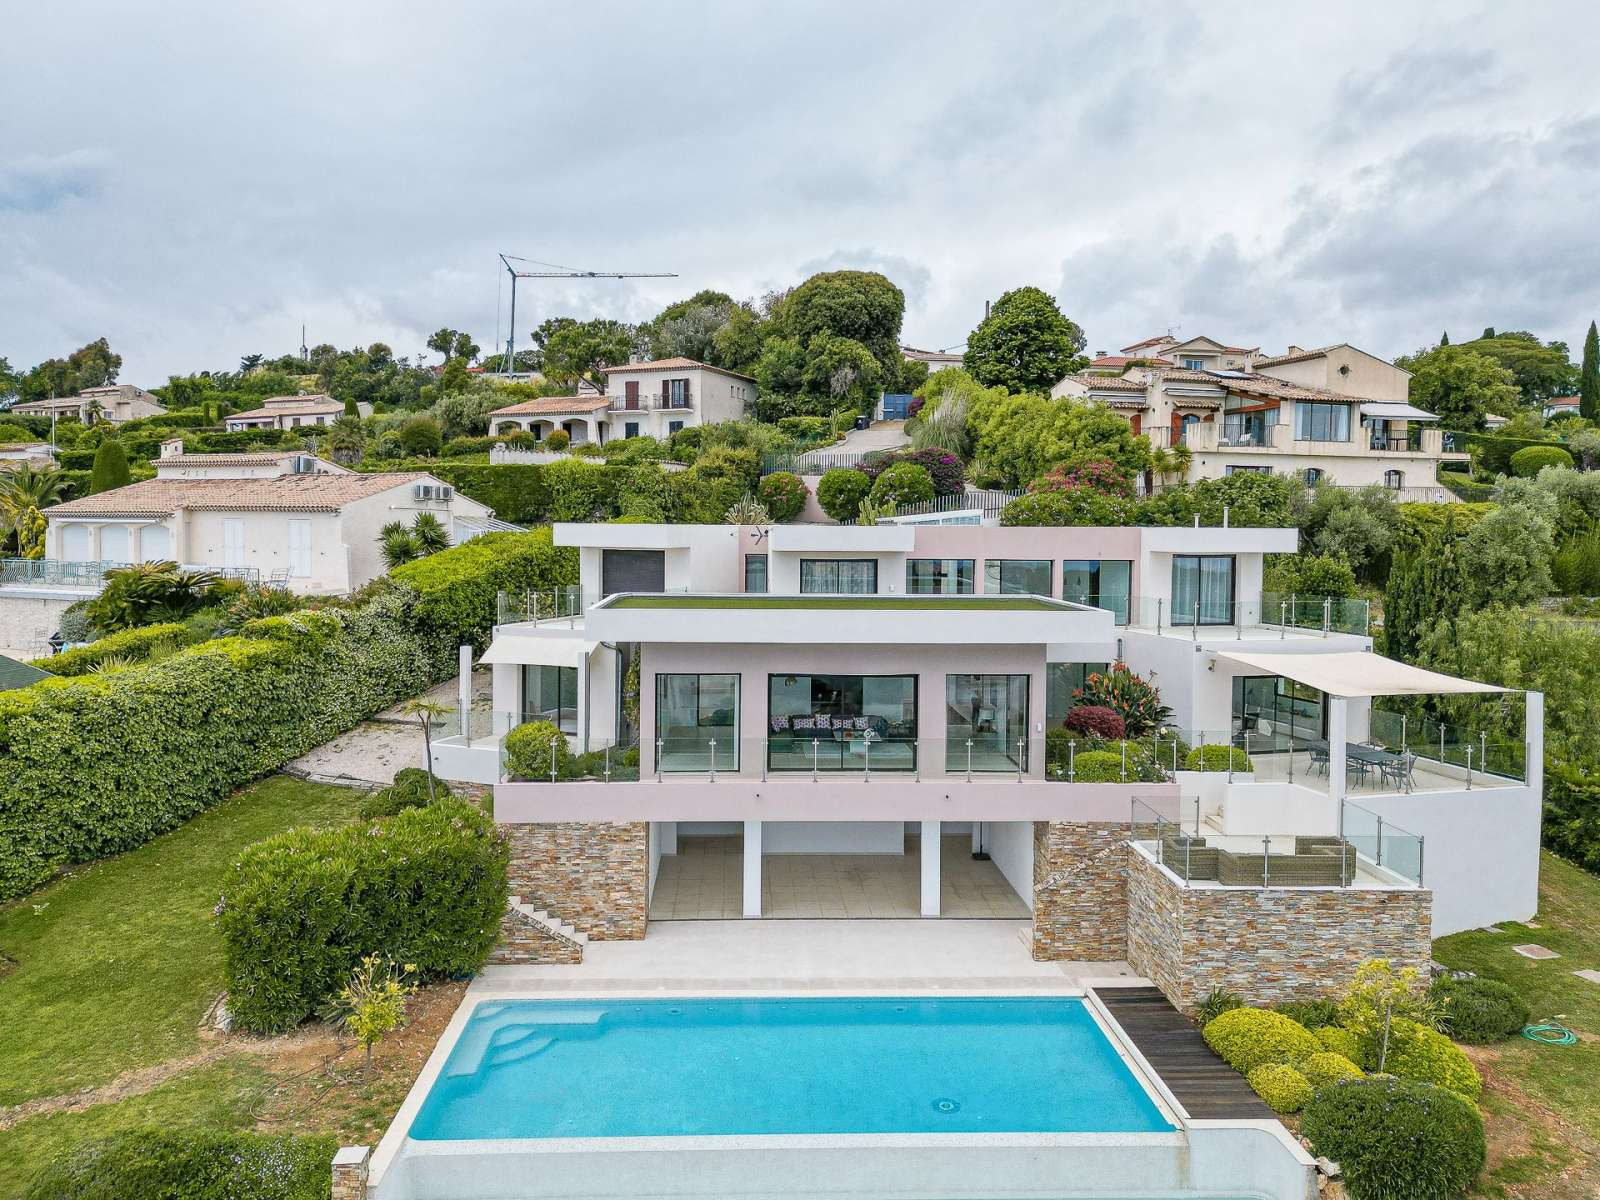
152, 451, 303, 466
1120, 336, 1173, 352
1088, 354, 1171, 368
1152, 369, 1229, 385
488, 395, 613, 417
602, 357, 757, 382
227, 395, 345, 421
45, 472, 432, 517
1104, 397, 1151, 410
1070, 373, 1149, 392
1252, 345, 1339, 368
1547, 396, 1580, 407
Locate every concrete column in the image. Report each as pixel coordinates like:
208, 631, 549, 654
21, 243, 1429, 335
1328, 695, 1348, 836
920, 819, 941, 917
1525, 690, 1544, 797
743, 819, 763, 917
971, 822, 983, 854
458, 645, 473, 748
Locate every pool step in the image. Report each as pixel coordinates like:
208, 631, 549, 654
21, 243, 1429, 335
508, 895, 589, 947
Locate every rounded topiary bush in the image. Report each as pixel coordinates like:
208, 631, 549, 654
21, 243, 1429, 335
1202, 1007, 1321, 1075
543, 429, 570, 451
1063, 704, 1126, 740
1509, 444, 1573, 476
359, 766, 452, 819
755, 471, 810, 522
1316, 1024, 1362, 1060
504, 719, 574, 781
1247, 1062, 1314, 1113
1383, 1017, 1482, 1099
1430, 974, 1530, 1043
867, 461, 935, 509
817, 467, 872, 521
1183, 744, 1253, 772
1303, 1050, 1365, 1090
1301, 1077, 1485, 1200
1066, 748, 1126, 782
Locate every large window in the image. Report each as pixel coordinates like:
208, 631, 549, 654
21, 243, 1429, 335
1061, 559, 1131, 624
1295, 401, 1351, 442
1233, 676, 1324, 748
1046, 662, 1110, 726
1172, 555, 1235, 625
522, 664, 578, 734
946, 674, 1030, 772
767, 673, 917, 772
983, 559, 1051, 596
906, 558, 975, 594
744, 554, 768, 593
656, 673, 739, 771
800, 559, 877, 593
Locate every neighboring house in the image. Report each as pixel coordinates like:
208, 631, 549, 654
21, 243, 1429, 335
900, 345, 965, 374
1544, 395, 1580, 420
432, 519, 1542, 991
224, 393, 370, 431
41, 443, 496, 593
12, 384, 167, 425
487, 358, 755, 445
1054, 338, 1468, 499
0, 442, 57, 472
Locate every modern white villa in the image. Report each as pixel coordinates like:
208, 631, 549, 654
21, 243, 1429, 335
1055, 336, 1469, 500
429, 517, 1542, 1012
38, 440, 499, 593
486, 358, 756, 444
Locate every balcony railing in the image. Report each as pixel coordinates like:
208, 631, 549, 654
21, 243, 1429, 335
0, 559, 262, 588
607, 390, 693, 412
1127, 593, 1371, 637
1369, 431, 1422, 452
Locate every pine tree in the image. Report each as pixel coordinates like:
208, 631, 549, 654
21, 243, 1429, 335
1439, 330, 1449, 346
1580, 320, 1599, 422
89, 439, 132, 494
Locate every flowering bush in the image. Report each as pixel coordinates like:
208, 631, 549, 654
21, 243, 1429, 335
1202, 1007, 1321, 1075
1063, 704, 1126, 739
756, 471, 810, 522
1030, 457, 1135, 499
862, 447, 965, 496
1074, 662, 1171, 734
817, 467, 872, 521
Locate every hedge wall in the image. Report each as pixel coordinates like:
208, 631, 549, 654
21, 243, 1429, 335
31, 622, 197, 676
25, 1129, 337, 1200
426, 460, 742, 526
0, 530, 574, 901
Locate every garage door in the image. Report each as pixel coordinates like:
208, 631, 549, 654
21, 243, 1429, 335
601, 549, 666, 597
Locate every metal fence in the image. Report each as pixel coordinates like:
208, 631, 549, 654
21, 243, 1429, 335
891, 490, 1023, 521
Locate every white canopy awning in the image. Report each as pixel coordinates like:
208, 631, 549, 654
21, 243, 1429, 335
1215, 650, 1505, 698
1360, 401, 1440, 422
479, 634, 597, 668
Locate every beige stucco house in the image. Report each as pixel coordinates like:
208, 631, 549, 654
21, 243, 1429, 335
41, 441, 497, 594
11, 384, 168, 425
1054, 336, 1467, 500
487, 358, 755, 445
224, 393, 370, 432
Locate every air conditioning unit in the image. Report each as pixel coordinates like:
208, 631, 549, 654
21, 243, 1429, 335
412, 483, 453, 502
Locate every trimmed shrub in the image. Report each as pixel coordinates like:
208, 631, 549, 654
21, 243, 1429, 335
1074, 663, 1170, 735
1316, 1025, 1362, 1060
1509, 444, 1573, 476
504, 719, 574, 781
1272, 998, 1340, 1029
390, 528, 576, 651
1300, 1077, 1485, 1200
756, 471, 809, 522
776, 415, 831, 441
1382, 1017, 1481, 1098
1067, 749, 1126, 782
867, 461, 934, 509
817, 467, 872, 521
1430, 974, 1530, 1043
1183, 744, 1253, 772
359, 767, 452, 819
863, 447, 965, 496
399, 415, 443, 457
31, 622, 194, 676
219, 799, 509, 1033
1001, 489, 1139, 527
1302, 1050, 1365, 1090
543, 429, 570, 450
1063, 705, 1126, 740
1247, 1062, 1313, 1113
1202, 1007, 1320, 1075
24, 1129, 337, 1200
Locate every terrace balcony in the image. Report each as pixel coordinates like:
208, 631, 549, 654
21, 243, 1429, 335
1125, 593, 1371, 640
606, 389, 694, 412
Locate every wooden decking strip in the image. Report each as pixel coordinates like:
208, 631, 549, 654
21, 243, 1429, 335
1094, 985, 1272, 1120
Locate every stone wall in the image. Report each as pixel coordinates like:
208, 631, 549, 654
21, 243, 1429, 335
488, 904, 585, 965
1125, 847, 1432, 1013
1031, 820, 1130, 961
503, 821, 648, 940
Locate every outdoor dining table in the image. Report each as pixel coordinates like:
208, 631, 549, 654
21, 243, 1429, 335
1308, 739, 1410, 789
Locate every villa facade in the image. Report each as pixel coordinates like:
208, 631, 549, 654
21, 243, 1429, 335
11, 383, 168, 425
1054, 337, 1469, 500
431, 518, 1543, 1012
224, 393, 371, 431
486, 358, 755, 445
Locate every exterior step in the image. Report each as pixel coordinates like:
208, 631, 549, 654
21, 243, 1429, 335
508, 895, 588, 946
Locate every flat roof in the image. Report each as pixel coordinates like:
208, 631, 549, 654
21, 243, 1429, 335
603, 594, 1065, 611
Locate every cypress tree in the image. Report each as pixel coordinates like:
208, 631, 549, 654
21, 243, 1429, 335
343, 394, 360, 418
89, 439, 132, 494
1481, 326, 1496, 340
1580, 320, 1599, 422
1439, 330, 1449, 346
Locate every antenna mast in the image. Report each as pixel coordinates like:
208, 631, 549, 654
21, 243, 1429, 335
498, 254, 677, 376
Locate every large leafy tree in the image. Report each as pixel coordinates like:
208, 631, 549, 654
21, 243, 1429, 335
0, 356, 18, 401
963, 286, 1087, 392
541, 318, 637, 389
426, 328, 460, 363
17, 338, 123, 403
1580, 320, 1599, 422
779, 270, 905, 387
1458, 331, 1578, 403
967, 391, 1151, 487
641, 290, 743, 363
1395, 346, 1520, 430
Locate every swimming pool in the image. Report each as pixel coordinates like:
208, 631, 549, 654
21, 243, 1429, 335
409, 995, 1174, 1140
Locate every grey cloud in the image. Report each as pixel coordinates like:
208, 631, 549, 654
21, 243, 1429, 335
1324, 46, 1504, 143
0, 149, 110, 213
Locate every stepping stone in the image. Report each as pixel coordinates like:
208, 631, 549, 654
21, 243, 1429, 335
1574, 969, 1600, 985
1513, 944, 1560, 960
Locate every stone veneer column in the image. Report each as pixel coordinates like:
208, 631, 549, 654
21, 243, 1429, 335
502, 822, 649, 939
331, 1146, 370, 1200
1030, 820, 1132, 961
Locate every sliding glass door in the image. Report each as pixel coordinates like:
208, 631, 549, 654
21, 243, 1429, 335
1061, 559, 1131, 624
945, 674, 1029, 772
767, 673, 918, 771
1171, 555, 1235, 625
655, 673, 739, 772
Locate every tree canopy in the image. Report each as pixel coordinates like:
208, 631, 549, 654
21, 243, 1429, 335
778, 270, 905, 386
966, 391, 1151, 487
541, 318, 637, 389
1396, 346, 1520, 429
962, 286, 1087, 392
16, 338, 123, 403
1456, 331, 1577, 403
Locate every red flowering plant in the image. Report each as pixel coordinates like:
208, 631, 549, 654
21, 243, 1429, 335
1063, 704, 1126, 739
1029, 458, 1135, 499
1073, 663, 1171, 735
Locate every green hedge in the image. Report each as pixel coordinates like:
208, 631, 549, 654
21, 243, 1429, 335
0, 532, 574, 901
1301, 1077, 1484, 1200
25, 1129, 337, 1200
219, 798, 509, 1033
1509, 444, 1574, 476
31, 623, 196, 676
1437, 469, 1496, 502
426, 460, 740, 525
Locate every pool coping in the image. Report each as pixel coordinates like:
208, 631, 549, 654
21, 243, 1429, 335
369, 980, 1304, 1197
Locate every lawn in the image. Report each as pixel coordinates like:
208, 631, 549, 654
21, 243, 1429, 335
605, 594, 1065, 610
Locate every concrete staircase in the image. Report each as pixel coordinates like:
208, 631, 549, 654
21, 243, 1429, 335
509, 895, 588, 950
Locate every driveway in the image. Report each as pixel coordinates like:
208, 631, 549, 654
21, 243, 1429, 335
794, 420, 910, 467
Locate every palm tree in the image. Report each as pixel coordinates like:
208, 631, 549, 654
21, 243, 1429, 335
411, 513, 451, 555
0, 464, 68, 553
379, 521, 421, 568
397, 698, 452, 803
82, 397, 105, 426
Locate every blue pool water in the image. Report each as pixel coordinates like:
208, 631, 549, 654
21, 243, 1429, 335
409, 996, 1174, 1140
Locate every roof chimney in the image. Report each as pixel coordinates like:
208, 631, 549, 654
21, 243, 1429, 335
159, 436, 184, 458
1287, 345, 1306, 355
1095, 349, 1107, 358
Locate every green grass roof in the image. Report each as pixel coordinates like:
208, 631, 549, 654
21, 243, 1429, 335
603, 594, 1065, 611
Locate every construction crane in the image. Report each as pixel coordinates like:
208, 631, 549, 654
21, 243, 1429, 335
498, 254, 677, 376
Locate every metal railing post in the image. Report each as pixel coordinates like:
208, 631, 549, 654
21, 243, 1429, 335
1401, 715, 1407, 753
1375, 815, 1384, 867
708, 739, 717, 783
812, 737, 820, 782
1193, 796, 1200, 837
1262, 834, 1271, 887
1017, 738, 1025, 783
1479, 732, 1488, 778
604, 744, 611, 783
863, 736, 871, 782
1192, 601, 1199, 640
1120, 741, 1128, 782
1279, 601, 1287, 639
966, 738, 974, 782
1068, 740, 1076, 782
1417, 835, 1425, 886
549, 737, 558, 783
1323, 597, 1331, 638
1465, 744, 1474, 789
1156, 597, 1164, 632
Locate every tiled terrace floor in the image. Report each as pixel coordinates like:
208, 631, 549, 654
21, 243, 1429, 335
650, 834, 1032, 920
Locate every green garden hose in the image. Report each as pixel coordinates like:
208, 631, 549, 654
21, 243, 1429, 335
1520, 1021, 1578, 1045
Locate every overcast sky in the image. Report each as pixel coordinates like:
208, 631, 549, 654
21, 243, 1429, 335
4, 1, 1599, 385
